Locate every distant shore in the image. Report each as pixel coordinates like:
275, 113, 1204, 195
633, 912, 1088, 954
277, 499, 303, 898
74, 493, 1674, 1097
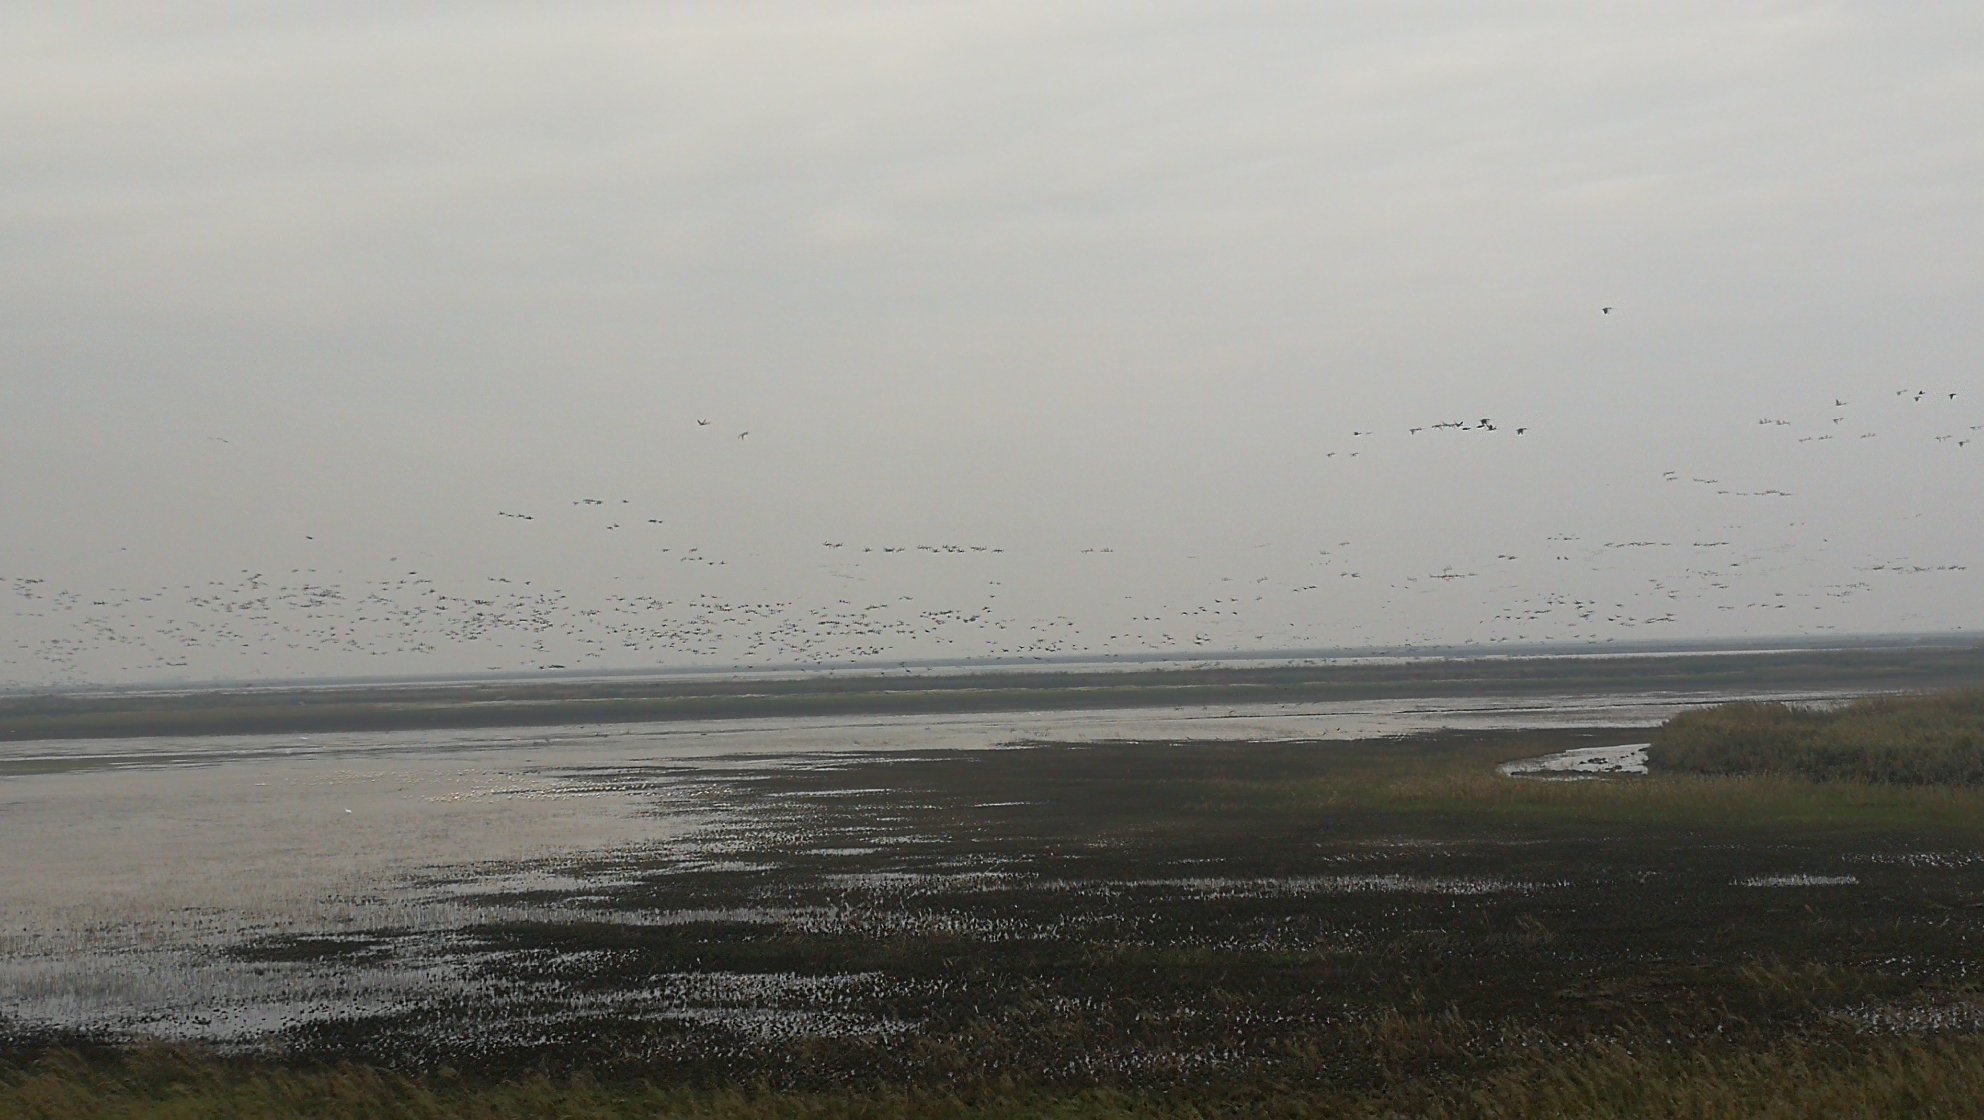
3, 644, 1980, 742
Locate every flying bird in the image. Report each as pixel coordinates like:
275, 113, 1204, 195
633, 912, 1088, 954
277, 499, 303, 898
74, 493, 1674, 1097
1601, 307, 1613, 314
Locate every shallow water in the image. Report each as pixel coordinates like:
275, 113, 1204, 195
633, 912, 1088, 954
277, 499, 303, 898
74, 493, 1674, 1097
1498, 742, 1650, 778
0, 686, 1850, 775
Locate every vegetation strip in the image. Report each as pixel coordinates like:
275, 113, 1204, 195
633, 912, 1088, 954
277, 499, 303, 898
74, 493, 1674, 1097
1651, 688, 1984, 784
11, 1037, 1984, 1119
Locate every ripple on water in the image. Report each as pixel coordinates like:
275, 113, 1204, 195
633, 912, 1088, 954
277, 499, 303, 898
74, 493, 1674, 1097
1734, 874, 1859, 887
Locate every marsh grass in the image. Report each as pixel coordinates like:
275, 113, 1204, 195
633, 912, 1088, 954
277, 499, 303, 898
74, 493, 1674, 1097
1370, 768, 1984, 830
1650, 689, 1984, 785
1244, 741, 1984, 832
10, 1038, 1984, 1119
1445, 1037, 1984, 1120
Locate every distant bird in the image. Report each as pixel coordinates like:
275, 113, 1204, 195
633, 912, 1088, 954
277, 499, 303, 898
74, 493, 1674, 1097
697, 419, 710, 426
738, 431, 749, 440
1601, 307, 1613, 314
1515, 427, 1528, 435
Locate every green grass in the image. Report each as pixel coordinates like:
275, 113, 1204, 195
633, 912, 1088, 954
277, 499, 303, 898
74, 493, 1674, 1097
1232, 736, 1984, 832
1650, 689, 1984, 785
1446, 1038, 1984, 1120
1366, 767, 1984, 831
10, 1038, 1984, 1119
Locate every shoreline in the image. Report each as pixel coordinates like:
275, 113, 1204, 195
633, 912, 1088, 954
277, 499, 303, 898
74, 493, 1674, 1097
3, 644, 1981, 742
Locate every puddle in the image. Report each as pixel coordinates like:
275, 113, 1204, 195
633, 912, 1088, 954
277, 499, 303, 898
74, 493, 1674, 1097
1734, 874, 1859, 887
1499, 743, 1649, 779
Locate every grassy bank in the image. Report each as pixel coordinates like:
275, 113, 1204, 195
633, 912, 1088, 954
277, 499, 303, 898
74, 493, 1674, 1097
1649, 688, 1984, 784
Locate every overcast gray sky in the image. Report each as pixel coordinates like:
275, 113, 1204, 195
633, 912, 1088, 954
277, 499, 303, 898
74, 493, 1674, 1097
4, 2, 1981, 686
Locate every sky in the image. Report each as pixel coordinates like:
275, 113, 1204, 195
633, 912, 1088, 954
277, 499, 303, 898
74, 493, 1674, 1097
3, 2, 1981, 687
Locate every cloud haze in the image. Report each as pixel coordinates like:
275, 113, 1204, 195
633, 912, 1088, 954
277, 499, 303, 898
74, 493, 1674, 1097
4, 3, 1981, 684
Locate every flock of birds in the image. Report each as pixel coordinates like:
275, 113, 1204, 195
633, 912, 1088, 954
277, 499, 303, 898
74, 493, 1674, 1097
5, 522, 1961, 685
4, 330, 1979, 686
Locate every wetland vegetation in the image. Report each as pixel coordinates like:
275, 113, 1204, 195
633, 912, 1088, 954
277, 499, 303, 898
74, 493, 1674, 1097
1650, 687, 1984, 785
8, 712, 1984, 1117
10, 1036, 1984, 1119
